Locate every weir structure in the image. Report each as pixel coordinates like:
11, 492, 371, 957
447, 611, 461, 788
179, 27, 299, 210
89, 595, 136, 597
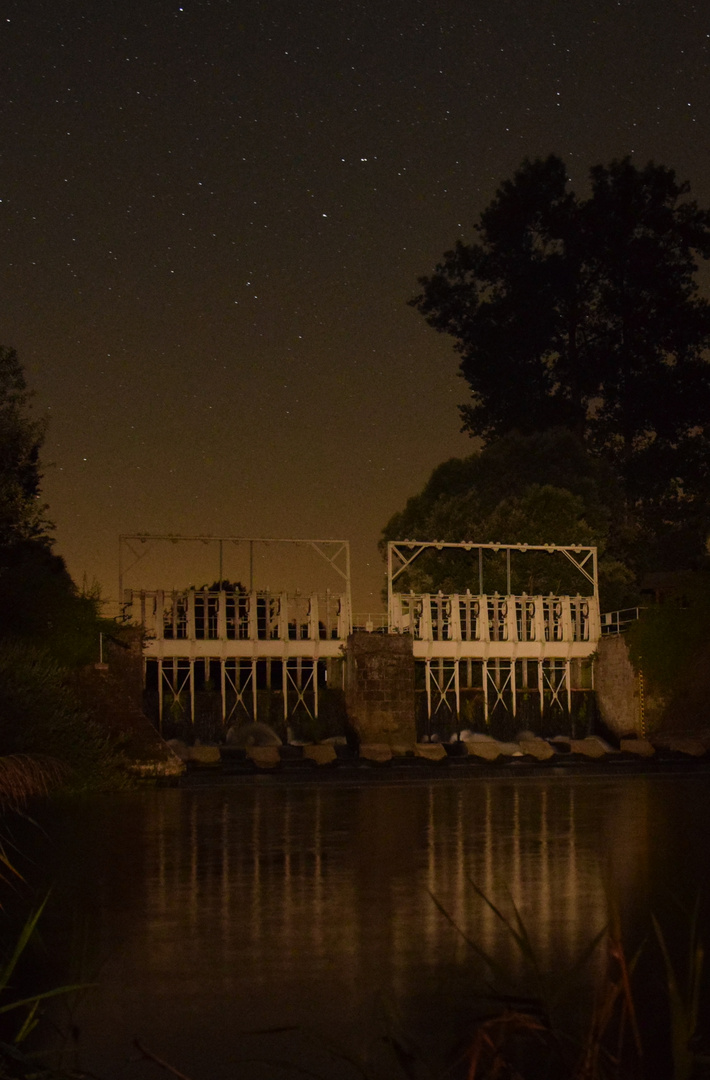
121, 534, 601, 738
120, 535, 352, 733
387, 540, 600, 732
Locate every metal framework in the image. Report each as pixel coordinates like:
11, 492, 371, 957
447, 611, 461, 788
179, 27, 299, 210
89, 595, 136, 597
387, 540, 600, 723
121, 536, 352, 728
119, 534, 352, 611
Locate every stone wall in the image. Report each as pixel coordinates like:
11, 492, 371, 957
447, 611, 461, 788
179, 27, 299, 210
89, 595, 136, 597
345, 632, 416, 745
594, 634, 642, 737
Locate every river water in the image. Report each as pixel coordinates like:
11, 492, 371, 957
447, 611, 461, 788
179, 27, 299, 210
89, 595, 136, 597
36, 774, 710, 1079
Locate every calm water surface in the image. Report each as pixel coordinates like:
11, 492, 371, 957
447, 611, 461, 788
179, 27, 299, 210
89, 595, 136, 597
38, 775, 710, 1079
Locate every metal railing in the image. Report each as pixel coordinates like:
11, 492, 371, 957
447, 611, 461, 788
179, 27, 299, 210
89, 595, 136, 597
600, 607, 642, 635
352, 613, 388, 633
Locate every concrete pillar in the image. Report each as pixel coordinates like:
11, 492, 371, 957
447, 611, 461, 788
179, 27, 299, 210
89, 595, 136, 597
345, 632, 416, 745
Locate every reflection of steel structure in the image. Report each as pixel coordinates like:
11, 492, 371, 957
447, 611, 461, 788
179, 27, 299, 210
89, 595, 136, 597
121, 537, 351, 728
387, 541, 600, 722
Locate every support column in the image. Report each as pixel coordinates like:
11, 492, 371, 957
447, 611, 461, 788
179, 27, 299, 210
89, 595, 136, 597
158, 659, 163, 733
425, 660, 432, 720
220, 659, 226, 723
483, 659, 489, 724
454, 659, 460, 717
187, 590, 196, 639
283, 658, 289, 722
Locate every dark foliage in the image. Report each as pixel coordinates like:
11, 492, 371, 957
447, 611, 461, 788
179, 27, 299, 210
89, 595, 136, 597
412, 157, 710, 570
380, 429, 638, 609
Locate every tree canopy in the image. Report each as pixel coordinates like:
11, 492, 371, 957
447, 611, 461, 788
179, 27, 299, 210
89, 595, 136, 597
380, 429, 636, 608
0, 346, 52, 548
0, 346, 110, 665
411, 157, 710, 568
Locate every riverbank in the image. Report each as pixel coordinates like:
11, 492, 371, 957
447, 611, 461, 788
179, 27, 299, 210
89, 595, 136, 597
168, 734, 710, 786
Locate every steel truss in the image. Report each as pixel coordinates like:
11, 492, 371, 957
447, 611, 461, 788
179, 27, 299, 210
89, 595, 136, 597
120, 534, 351, 614
421, 657, 578, 723
152, 656, 328, 730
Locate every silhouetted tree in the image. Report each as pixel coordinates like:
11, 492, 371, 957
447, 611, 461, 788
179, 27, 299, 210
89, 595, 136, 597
0, 347, 110, 666
0, 346, 52, 548
412, 157, 710, 566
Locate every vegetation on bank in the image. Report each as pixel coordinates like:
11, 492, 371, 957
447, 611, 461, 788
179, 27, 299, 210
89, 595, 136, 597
625, 572, 710, 733
0, 346, 130, 799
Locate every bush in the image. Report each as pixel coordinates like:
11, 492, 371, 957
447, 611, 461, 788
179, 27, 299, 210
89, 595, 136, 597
0, 643, 129, 793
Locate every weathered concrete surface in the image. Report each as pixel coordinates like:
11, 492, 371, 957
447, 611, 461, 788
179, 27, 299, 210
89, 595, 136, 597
595, 632, 710, 743
345, 632, 416, 746
594, 635, 642, 737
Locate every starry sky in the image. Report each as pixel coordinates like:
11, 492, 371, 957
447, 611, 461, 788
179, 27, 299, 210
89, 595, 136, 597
3, 0, 710, 612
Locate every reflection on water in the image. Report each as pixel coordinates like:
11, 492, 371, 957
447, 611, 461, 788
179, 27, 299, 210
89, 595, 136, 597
41, 776, 710, 1079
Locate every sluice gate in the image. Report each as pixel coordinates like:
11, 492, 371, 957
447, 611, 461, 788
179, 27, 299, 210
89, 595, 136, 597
120, 536, 352, 736
132, 587, 350, 728
122, 535, 601, 739
387, 541, 600, 734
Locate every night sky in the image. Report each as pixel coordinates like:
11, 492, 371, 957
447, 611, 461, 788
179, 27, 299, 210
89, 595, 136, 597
3, 0, 709, 612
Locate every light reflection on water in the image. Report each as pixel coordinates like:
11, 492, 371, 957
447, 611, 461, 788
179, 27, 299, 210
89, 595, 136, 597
42, 776, 710, 1079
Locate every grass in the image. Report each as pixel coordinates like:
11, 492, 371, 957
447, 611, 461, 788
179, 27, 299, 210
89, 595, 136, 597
423, 882, 709, 1080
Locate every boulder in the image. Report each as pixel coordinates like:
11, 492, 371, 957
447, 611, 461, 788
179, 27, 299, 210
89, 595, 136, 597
653, 736, 707, 757
359, 743, 393, 763
519, 738, 555, 761
246, 746, 281, 768
620, 738, 655, 757
415, 743, 447, 761
467, 741, 501, 761
569, 736, 614, 758
303, 744, 337, 765
226, 722, 283, 747
188, 745, 220, 764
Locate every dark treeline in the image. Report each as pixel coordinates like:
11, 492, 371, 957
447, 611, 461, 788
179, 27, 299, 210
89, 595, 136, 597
0, 346, 129, 802
384, 157, 710, 609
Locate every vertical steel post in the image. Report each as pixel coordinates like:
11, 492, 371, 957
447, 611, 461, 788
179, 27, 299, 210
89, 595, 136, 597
283, 659, 289, 722
454, 660, 460, 723
220, 659, 226, 723
252, 659, 258, 720
157, 659, 163, 734
425, 660, 432, 721
387, 543, 393, 631
190, 660, 195, 723
478, 547, 483, 594
483, 659, 489, 724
